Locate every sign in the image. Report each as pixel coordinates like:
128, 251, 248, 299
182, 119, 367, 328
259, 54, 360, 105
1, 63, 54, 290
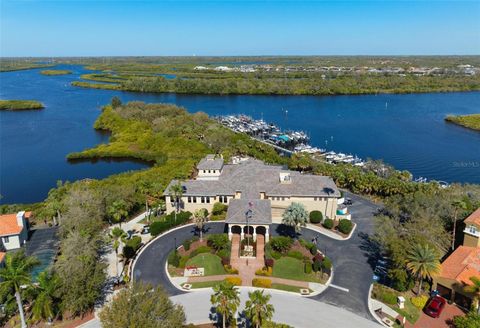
184, 266, 205, 277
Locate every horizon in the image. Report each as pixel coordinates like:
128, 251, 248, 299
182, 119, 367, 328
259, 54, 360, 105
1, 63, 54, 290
1, 1, 479, 57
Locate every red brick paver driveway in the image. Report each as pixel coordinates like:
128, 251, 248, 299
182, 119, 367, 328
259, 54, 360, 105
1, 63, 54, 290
406, 303, 466, 328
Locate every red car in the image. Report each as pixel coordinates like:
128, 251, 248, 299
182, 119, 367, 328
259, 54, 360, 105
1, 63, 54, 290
424, 296, 446, 318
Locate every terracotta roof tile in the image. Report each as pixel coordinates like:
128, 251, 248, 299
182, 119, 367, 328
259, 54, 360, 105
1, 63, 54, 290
0, 213, 23, 236
464, 208, 480, 226
439, 246, 480, 286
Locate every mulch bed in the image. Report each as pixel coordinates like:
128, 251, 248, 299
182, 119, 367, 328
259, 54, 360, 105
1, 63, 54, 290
290, 240, 313, 258
177, 239, 208, 257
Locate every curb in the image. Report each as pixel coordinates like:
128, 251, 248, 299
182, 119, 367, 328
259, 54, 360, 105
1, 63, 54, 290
367, 284, 389, 327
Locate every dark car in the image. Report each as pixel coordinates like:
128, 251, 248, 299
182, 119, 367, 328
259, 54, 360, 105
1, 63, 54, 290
344, 198, 353, 205
424, 296, 446, 318
141, 225, 150, 235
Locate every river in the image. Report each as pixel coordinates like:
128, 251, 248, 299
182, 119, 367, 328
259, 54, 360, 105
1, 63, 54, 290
1, 64, 479, 204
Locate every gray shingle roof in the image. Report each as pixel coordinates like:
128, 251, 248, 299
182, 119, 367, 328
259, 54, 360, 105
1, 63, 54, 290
163, 158, 340, 198
225, 199, 272, 224
196, 155, 224, 170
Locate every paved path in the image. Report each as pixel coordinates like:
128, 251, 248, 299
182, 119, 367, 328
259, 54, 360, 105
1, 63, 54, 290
132, 191, 381, 326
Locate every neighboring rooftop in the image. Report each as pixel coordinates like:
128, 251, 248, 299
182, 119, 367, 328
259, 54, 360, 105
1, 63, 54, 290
196, 154, 224, 171
165, 157, 340, 199
225, 199, 272, 225
0, 212, 26, 236
464, 208, 480, 226
439, 245, 480, 286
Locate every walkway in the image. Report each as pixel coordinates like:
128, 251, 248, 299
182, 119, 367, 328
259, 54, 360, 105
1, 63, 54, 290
229, 234, 265, 286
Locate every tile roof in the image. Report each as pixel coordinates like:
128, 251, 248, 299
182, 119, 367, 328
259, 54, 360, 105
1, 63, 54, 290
464, 208, 480, 226
225, 199, 272, 224
164, 158, 340, 199
0, 213, 24, 236
197, 155, 224, 170
439, 246, 480, 286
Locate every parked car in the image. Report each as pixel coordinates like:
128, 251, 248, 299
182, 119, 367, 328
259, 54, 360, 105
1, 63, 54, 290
424, 296, 446, 318
344, 198, 353, 205
141, 225, 150, 235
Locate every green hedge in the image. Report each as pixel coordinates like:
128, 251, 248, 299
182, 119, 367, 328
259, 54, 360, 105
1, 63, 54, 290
337, 219, 353, 234
323, 218, 334, 229
150, 211, 192, 236
309, 210, 323, 224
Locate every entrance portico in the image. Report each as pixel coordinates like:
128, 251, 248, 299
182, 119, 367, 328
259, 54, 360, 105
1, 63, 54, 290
225, 199, 272, 243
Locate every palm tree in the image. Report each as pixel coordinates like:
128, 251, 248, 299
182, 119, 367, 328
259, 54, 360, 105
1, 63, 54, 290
169, 182, 184, 222
31, 271, 60, 322
0, 251, 40, 328
244, 290, 274, 328
107, 200, 129, 227
281, 202, 308, 234
110, 227, 127, 276
406, 243, 441, 294
192, 208, 208, 241
451, 200, 467, 251
210, 281, 240, 328
464, 276, 480, 314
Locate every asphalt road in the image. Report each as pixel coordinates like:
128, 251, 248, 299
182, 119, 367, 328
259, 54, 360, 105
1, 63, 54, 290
133, 191, 381, 321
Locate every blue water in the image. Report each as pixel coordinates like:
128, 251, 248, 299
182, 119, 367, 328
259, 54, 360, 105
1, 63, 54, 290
1, 64, 479, 204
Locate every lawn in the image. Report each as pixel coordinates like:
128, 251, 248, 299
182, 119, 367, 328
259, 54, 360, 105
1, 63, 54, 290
272, 257, 321, 283
185, 253, 226, 276
271, 283, 313, 294
188, 280, 223, 289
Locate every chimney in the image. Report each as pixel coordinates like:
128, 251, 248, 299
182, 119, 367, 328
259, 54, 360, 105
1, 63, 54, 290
16, 211, 25, 227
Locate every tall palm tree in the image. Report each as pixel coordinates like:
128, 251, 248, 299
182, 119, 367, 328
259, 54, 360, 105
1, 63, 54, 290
192, 208, 208, 242
169, 182, 184, 222
451, 200, 467, 251
107, 200, 129, 227
406, 243, 441, 294
464, 276, 480, 314
281, 202, 308, 234
244, 290, 275, 328
0, 251, 40, 328
31, 271, 60, 322
110, 227, 127, 276
210, 281, 240, 328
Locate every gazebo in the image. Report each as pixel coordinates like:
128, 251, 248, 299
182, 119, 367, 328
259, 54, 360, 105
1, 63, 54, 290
225, 199, 272, 242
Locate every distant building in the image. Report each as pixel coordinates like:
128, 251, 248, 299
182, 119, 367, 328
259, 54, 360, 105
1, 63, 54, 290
433, 208, 480, 310
214, 66, 232, 72
194, 66, 208, 71
0, 211, 30, 251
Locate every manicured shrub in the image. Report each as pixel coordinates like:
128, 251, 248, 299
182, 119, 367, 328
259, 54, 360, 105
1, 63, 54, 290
168, 250, 180, 267
255, 267, 272, 276
217, 248, 231, 260
189, 245, 212, 257
304, 261, 313, 274
212, 202, 228, 215
122, 236, 142, 259
337, 219, 353, 234
309, 244, 318, 255
312, 259, 322, 272
269, 236, 293, 253
313, 253, 324, 263
221, 257, 230, 266
287, 250, 304, 260
150, 211, 193, 236
309, 210, 323, 224
265, 258, 274, 268
207, 234, 230, 251
321, 257, 332, 274
411, 295, 429, 309
323, 218, 334, 229
225, 276, 242, 286
224, 265, 239, 274
183, 239, 193, 251
252, 278, 272, 288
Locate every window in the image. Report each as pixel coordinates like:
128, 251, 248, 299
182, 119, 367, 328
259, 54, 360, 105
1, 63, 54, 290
193, 197, 197, 203
188, 196, 192, 203
224, 196, 228, 203
3, 236, 9, 243
282, 197, 285, 201
203, 170, 206, 173
468, 225, 477, 235
201, 196, 205, 203
208, 170, 211, 173
206, 197, 210, 203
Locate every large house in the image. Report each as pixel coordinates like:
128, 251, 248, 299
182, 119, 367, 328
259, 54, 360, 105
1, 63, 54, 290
433, 208, 480, 309
164, 155, 342, 241
0, 211, 30, 251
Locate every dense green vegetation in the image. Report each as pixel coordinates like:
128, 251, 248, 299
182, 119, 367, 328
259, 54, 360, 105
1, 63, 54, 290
445, 114, 480, 131
0, 59, 53, 72
40, 69, 72, 75
0, 100, 44, 110
75, 73, 480, 95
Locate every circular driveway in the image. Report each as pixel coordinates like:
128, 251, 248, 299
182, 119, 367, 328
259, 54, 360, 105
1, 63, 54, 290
132, 192, 381, 324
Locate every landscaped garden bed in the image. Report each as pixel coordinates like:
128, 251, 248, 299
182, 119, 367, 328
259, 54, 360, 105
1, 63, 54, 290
371, 283, 421, 325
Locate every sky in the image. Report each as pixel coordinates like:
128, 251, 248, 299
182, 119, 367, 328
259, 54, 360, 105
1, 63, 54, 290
1, 1, 479, 57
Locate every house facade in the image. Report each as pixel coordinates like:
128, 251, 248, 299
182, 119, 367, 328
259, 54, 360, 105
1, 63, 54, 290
0, 211, 30, 251
164, 155, 342, 231
433, 208, 480, 309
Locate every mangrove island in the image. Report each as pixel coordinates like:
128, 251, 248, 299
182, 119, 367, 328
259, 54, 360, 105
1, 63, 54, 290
445, 114, 480, 131
0, 99, 44, 110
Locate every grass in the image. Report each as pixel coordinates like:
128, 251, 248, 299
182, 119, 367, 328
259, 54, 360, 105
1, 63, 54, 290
272, 257, 321, 283
40, 69, 72, 75
392, 297, 421, 324
0, 100, 44, 110
185, 253, 226, 276
188, 280, 223, 289
372, 283, 421, 324
270, 283, 313, 294
445, 114, 480, 131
